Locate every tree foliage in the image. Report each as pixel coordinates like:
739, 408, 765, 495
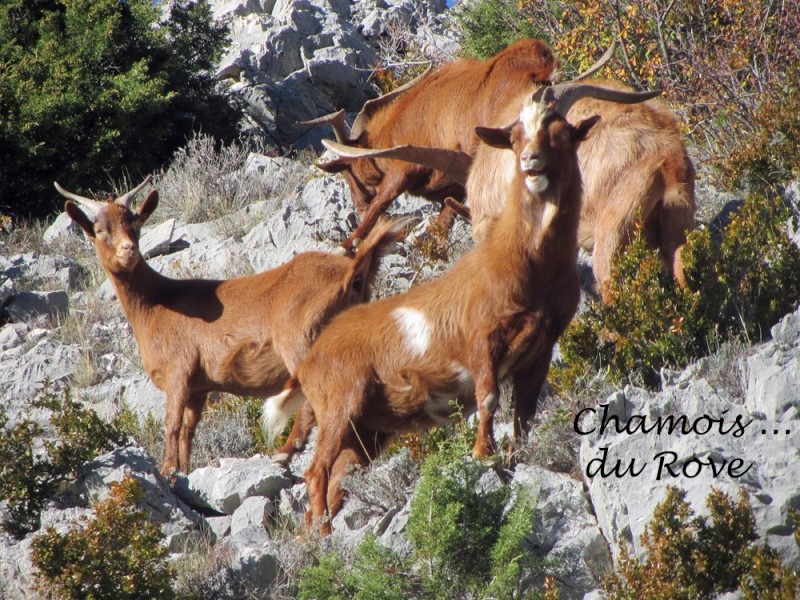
552, 193, 800, 390
455, 0, 800, 190
0, 0, 236, 218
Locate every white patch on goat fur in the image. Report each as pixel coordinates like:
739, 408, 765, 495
393, 307, 432, 356
482, 391, 499, 413
520, 100, 549, 139
525, 175, 549, 195
540, 198, 560, 234
451, 362, 473, 394
261, 387, 306, 447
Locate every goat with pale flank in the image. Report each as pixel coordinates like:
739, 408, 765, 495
59, 178, 408, 477
303, 38, 560, 250
265, 82, 658, 534
323, 42, 695, 300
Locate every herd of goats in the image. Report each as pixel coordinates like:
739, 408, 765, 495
55, 38, 696, 534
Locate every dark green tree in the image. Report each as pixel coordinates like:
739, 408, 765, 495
0, 0, 237, 218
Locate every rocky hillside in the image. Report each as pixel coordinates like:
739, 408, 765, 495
1, 0, 799, 598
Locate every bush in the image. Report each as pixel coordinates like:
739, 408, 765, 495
455, 0, 800, 190
604, 486, 800, 599
553, 193, 800, 389
298, 534, 411, 600
31, 476, 176, 600
0, 0, 237, 220
453, 0, 548, 60
0, 387, 129, 537
297, 427, 551, 599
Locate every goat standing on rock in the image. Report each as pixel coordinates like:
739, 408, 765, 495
319, 41, 695, 300
265, 83, 658, 534
58, 179, 408, 477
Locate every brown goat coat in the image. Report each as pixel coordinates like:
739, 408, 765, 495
65, 193, 403, 476
468, 78, 695, 298
292, 104, 597, 532
321, 39, 558, 247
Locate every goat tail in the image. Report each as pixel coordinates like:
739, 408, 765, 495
261, 377, 306, 449
358, 215, 415, 258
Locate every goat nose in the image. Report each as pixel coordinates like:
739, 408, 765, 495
520, 151, 543, 172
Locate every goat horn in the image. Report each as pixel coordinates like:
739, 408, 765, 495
573, 39, 617, 82
322, 139, 471, 187
543, 83, 661, 117
116, 175, 152, 208
54, 181, 106, 217
298, 109, 349, 144
350, 65, 433, 141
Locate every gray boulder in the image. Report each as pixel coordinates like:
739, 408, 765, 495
513, 465, 612, 598
3, 290, 68, 323
176, 455, 292, 515
77, 446, 209, 551
579, 308, 800, 570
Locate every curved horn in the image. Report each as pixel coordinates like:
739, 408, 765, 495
350, 65, 433, 141
116, 175, 152, 208
543, 83, 661, 116
54, 181, 106, 217
322, 139, 471, 187
298, 109, 348, 144
573, 39, 617, 82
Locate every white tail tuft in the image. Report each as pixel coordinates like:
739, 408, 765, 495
261, 383, 306, 448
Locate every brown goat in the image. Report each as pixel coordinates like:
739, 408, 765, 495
468, 78, 695, 299
265, 83, 657, 533
323, 45, 695, 300
58, 179, 408, 477
305, 38, 560, 250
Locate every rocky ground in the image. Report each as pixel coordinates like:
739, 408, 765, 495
1, 0, 798, 597
1, 155, 798, 598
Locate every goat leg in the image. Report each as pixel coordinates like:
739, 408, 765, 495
468, 343, 502, 459
162, 384, 191, 478
273, 402, 316, 465
511, 349, 553, 442
179, 392, 207, 474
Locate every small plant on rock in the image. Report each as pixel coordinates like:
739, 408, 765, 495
31, 476, 175, 600
604, 486, 800, 599
298, 424, 552, 599
553, 193, 800, 390
0, 386, 129, 537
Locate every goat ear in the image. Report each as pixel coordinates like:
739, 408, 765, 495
317, 157, 352, 173
137, 190, 159, 224
475, 125, 513, 149
64, 201, 96, 239
573, 115, 601, 142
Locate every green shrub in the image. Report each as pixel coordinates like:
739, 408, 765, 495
298, 426, 551, 599
31, 476, 176, 600
604, 486, 800, 599
0, 387, 129, 537
0, 0, 236, 220
553, 193, 800, 389
453, 0, 548, 60
298, 534, 412, 600
683, 193, 800, 341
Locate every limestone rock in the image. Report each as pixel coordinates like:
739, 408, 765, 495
177, 455, 292, 515
78, 446, 209, 550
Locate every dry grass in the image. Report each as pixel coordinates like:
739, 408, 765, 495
153, 134, 311, 225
